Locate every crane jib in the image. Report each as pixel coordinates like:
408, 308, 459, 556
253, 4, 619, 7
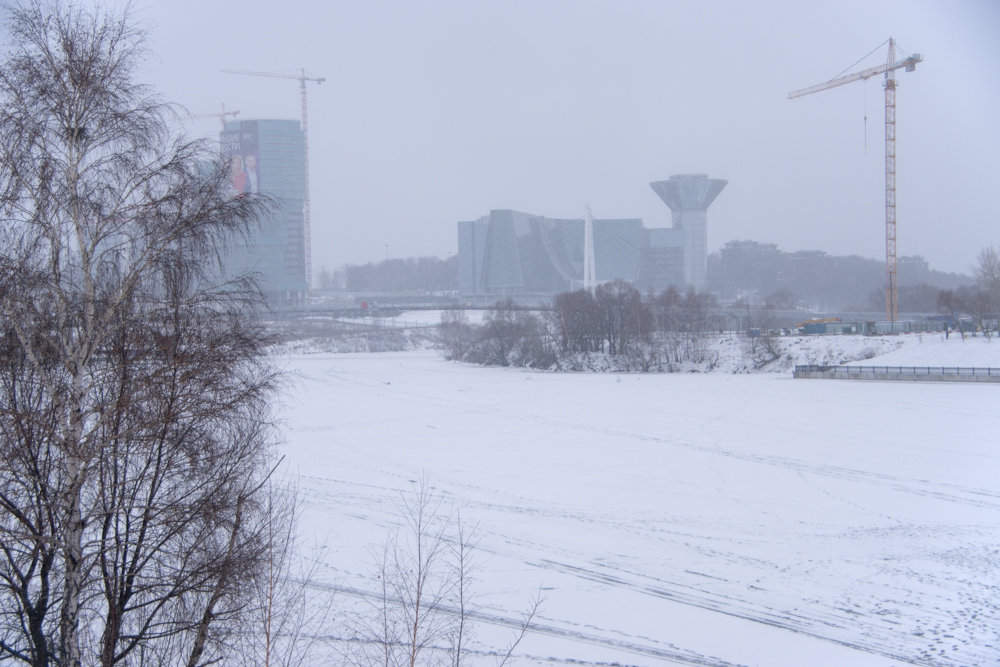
787, 54, 922, 99
787, 39, 922, 325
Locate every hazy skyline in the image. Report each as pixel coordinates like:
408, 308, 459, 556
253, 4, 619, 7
103, 2, 1000, 275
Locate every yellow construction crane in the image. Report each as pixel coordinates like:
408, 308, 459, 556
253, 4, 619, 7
223, 68, 325, 290
187, 102, 239, 130
789, 38, 922, 324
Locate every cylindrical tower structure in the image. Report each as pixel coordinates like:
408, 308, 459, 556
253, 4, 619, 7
649, 174, 727, 291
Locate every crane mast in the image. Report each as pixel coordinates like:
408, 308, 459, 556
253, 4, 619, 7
223, 68, 325, 291
789, 39, 922, 324
884, 41, 899, 324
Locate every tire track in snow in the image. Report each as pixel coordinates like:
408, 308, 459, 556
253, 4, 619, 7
296, 473, 979, 666
304, 579, 742, 666
305, 474, 997, 666
524, 557, 946, 666
304, 362, 1000, 511
286, 360, 999, 665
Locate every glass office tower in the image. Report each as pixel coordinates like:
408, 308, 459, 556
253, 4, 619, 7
221, 119, 307, 305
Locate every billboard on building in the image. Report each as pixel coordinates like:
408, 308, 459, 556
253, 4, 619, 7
220, 120, 260, 197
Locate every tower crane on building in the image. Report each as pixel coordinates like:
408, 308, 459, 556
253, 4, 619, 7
188, 102, 239, 130
223, 68, 325, 290
789, 38, 921, 324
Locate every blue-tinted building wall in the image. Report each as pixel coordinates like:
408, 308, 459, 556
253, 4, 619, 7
458, 209, 655, 298
458, 218, 489, 296
459, 176, 725, 299
221, 119, 307, 304
638, 227, 686, 289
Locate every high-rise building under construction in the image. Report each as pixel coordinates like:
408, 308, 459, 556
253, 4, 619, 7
221, 119, 307, 304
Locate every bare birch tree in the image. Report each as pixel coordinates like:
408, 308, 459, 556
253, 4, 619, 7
356, 483, 455, 667
349, 483, 539, 667
0, 2, 287, 665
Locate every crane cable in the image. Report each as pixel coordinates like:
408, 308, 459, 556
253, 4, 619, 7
830, 39, 891, 156
834, 38, 890, 79
864, 78, 868, 155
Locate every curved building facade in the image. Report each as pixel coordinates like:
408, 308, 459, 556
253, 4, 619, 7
459, 210, 652, 298
458, 175, 725, 299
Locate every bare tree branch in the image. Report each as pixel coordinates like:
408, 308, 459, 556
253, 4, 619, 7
0, 3, 292, 666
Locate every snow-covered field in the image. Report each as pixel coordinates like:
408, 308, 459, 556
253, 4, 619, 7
278, 334, 999, 666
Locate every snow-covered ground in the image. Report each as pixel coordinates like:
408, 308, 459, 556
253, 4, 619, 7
278, 334, 999, 666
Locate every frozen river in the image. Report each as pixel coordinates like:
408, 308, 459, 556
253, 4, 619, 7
278, 336, 999, 665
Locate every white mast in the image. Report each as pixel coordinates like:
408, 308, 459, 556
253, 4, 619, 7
583, 205, 596, 291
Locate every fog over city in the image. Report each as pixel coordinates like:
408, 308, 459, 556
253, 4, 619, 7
2, 3, 999, 664
130, 0, 1000, 278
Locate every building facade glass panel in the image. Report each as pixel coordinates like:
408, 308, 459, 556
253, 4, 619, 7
221, 119, 307, 304
458, 175, 725, 300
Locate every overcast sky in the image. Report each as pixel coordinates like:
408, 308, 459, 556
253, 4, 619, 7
123, 1, 1000, 275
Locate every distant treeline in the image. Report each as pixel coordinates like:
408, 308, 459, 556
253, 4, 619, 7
318, 242, 972, 312
440, 256, 998, 371
318, 255, 458, 293
440, 281, 727, 371
708, 241, 971, 311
